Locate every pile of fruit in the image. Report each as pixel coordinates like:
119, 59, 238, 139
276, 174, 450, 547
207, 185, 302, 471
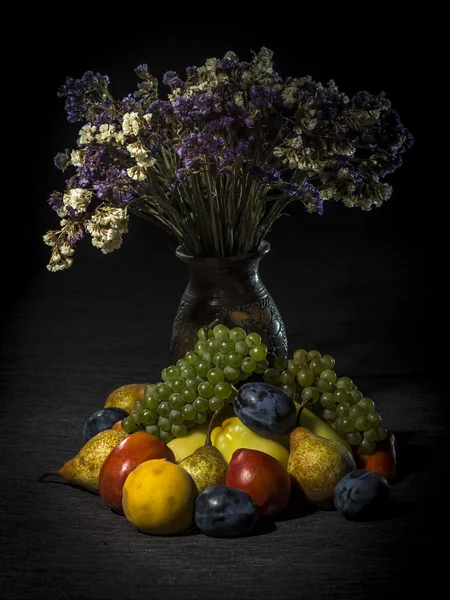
39, 325, 397, 537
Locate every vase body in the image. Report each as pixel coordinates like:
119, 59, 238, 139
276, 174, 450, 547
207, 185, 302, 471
170, 241, 288, 363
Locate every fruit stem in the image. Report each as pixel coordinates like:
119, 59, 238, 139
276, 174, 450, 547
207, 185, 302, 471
203, 318, 220, 340
205, 410, 221, 447
295, 397, 311, 428
231, 384, 239, 394
38, 472, 61, 482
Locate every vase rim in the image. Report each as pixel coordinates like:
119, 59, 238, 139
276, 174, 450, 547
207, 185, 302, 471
175, 240, 270, 264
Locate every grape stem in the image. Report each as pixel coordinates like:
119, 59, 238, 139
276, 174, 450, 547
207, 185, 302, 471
205, 410, 221, 447
295, 397, 311, 428
231, 384, 239, 394
203, 318, 220, 340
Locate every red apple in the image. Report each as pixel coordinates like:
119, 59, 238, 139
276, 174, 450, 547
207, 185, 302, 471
99, 431, 175, 514
226, 448, 291, 518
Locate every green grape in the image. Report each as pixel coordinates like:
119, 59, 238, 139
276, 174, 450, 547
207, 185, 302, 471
145, 424, 160, 437
197, 327, 207, 341
195, 360, 211, 377
209, 396, 225, 411
144, 395, 158, 410
227, 351, 243, 368
213, 324, 230, 341
364, 428, 378, 443
280, 370, 295, 384
121, 416, 137, 433
333, 389, 349, 404
166, 366, 181, 380
195, 412, 207, 424
274, 355, 288, 371
168, 393, 184, 410
201, 351, 213, 363
144, 384, 157, 399
206, 338, 220, 353
169, 409, 184, 425
280, 383, 296, 399
296, 369, 315, 387
235, 340, 249, 356
315, 377, 331, 393
254, 359, 269, 374
140, 409, 157, 426
130, 409, 142, 424
249, 344, 268, 361
336, 376, 354, 392
185, 351, 200, 366
375, 427, 388, 441
195, 341, 207, 355
181, 387, 196, 404
301, 386, 320, 403
158, 416, 171, 431
198, 381, 215, 399
310, 358, 326, 375
355, 416, 371, 431
156, 401, 171, 417
321, 354, 335, 369
349, 404, 366, 419
320, 369, 337, 384
171, 378, 186, 393
176, 358, 188, 369
287, 359, 300, 376
223, 365, 240, 380
345, 431, 362, 446
293, 349, 308, 366
336, 402, 351, 417
134, 400, 144, 412
246, 332, 261, 347
207, 368, 225, 385
368, 412, 381, 427
241, 357, 256, 373
239, 370, 252, 381
186, 378, 200, 391
215, 381, 232, 400
263, 368, 280, 385
161, 368, 169, 382
171, 424, 187, 438
307, 350, 321, 361
156, 383, 171, 400
181, 404, 196, 421
180, 366, 196, 380
193, 397, 209, 413
336, 417, 355, 434
159, 430, 175, 443
213, 352, 227, 369
359, 397, 375, 413
320, 392, 336, 409
349, 389, 363, 404
323, 409, 336, 422
186, 420, 197, 430
229, 327, 247, 343
359, 439, 376, 455
220, 340, 235, 354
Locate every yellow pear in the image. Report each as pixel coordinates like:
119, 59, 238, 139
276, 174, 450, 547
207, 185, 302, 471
104, 383, 148, 413
39, 429, 127, 494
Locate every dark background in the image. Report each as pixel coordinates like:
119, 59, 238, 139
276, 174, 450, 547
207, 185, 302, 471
1, 13, 445, 600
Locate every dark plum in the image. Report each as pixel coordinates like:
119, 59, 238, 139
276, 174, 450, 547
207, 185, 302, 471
82, 408, 129, 442
334, 469, 391, 519
233, 382, 296, 439
195, 486, 260, 537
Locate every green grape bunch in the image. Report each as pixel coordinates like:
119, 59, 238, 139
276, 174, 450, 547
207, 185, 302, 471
121, 324, 269, 443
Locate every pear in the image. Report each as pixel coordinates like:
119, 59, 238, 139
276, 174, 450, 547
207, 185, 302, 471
287, 400, 356, 508
39, 429, 127, 494
179, 411, 227, 494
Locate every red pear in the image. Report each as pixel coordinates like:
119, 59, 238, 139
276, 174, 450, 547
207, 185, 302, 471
98, 431, 175, 514
226, 448, 291, 518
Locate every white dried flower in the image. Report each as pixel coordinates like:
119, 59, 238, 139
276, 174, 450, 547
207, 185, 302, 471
115, 131, 125, 145
96, 124, 116, 143
70, 149, 87, 167
63, 188, 92, 213
86, 206, 128, 254
79, 125, 97, 145
127, 166, 147, 181
122, 112, 141, 136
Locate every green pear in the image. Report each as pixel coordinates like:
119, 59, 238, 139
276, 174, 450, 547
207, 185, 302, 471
39, 429, 127, 494
287, 400, 356, 507
179, 411, 227, 494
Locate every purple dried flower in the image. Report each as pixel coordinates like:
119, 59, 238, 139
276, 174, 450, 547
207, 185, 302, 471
251, 166, 281, 184
301, 182, 323, 215
48, 192, 63, 212
163, 71, 184, 89
57, 71, 110, 123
